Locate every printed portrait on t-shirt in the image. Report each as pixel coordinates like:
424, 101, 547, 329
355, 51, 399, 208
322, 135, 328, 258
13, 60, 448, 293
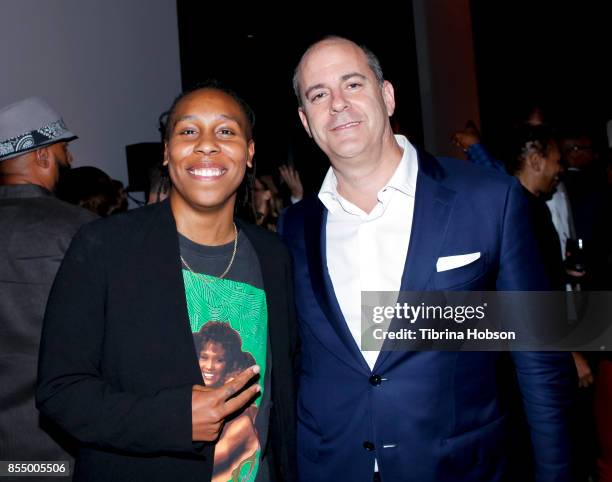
183, 271, 268, 482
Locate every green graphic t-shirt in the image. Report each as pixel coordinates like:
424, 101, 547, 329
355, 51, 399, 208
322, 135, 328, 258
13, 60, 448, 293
180, 231, 269, 482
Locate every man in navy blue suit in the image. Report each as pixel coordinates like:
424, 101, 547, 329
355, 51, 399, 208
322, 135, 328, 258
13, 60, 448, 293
279, 36, 574, 482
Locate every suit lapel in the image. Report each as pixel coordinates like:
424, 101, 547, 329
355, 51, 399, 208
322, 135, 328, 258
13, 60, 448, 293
375, 151, 456, 371
304, 200, 371, 372
400, 152, 456, 292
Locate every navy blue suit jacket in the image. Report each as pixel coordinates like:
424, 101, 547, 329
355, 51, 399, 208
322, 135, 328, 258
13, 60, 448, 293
279, 150, 574, 482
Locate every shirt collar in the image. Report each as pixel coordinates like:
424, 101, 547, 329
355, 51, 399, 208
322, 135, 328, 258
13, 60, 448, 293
0, 183, 52, 199
385, 135, 417, 197
318, 134, 418, 215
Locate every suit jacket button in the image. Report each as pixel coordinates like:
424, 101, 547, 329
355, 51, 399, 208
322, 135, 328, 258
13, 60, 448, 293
363, 441, 375, 451
369, 374, 382, 386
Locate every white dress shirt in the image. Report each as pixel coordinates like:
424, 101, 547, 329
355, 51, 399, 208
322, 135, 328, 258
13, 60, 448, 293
318, 135, 418, 370
546, 181, 575, 260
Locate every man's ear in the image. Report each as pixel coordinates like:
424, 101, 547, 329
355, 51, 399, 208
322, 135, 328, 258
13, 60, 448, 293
247, 140, 255, 169
526, 151, 544, 172
382, 80, 396, 117
298, 108, 312, 138
35, 147, 50, 168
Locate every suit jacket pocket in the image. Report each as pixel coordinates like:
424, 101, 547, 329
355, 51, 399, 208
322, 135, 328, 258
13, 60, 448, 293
433, 253, 488, 290
297, 420, 321, 463
438, 415, 506, 480
297, 389, 324, 463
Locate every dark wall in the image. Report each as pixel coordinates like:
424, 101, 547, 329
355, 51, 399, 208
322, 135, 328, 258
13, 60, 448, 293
176, 2, 422, 195
471, 1, 611, 153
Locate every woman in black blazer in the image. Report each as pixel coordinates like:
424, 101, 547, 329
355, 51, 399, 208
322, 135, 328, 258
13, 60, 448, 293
37, 82, 297, 482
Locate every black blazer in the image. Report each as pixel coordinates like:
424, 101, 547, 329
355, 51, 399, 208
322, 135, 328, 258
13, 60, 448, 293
37, 200, 297, 482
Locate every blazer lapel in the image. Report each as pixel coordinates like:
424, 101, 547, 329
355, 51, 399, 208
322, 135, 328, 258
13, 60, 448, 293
375, 151, 456, 371
137, 201, 204, 384
400, 151, 456, 291
304, 200, 371, 373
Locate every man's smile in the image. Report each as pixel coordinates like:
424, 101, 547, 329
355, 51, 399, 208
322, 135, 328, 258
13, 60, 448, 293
330, 121, 361, 131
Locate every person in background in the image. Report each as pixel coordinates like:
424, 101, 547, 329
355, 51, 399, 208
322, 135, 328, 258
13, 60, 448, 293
279, 164, 304, 204
110, 179, 128, 214
452, 116, 575, 265
56, 165, 118, 217
454, 117, 602, 480
504, 124, 566, 285
451, 120, 506, 173
252, 176, 276, 230
560, 128, 610, 289
0, 97, 96, 479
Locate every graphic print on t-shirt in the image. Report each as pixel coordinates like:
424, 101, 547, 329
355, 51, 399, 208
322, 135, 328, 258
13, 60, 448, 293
184, 271, 267, 482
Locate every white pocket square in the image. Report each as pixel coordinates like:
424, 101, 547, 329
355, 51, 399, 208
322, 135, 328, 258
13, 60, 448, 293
436, 252, 481, 272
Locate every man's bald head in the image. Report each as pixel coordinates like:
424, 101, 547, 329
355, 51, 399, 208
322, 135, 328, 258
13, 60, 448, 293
292, 36, 384, 106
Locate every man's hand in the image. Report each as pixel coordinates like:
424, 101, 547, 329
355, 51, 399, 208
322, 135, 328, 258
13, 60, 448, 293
451, 121, 482, 152
571, 352, 594, 388
191, 365, 260, 441
279, 165, 304, 201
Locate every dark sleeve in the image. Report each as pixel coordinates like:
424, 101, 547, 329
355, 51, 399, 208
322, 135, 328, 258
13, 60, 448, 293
277, 210, 301, 389
285, 251, 301, 390
36, 225, 202, 456
510, 351, 574, 482
277, 206, 288, 236
282, 250, 299, 482
497, 181, 574, 482
467, 143, 507, 174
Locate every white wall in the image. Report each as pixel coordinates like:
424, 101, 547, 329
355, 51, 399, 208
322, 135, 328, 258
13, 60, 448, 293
413, 0, 480, 157
0, 0, 181, 184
